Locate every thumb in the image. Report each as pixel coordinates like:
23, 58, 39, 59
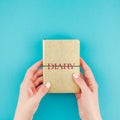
73, 73, 89, 92
34, 82, 51, 102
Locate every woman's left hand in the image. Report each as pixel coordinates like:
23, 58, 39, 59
14, 60, 51, 120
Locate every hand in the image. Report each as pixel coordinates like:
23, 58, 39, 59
14, 60, 51, 120
73, 58, 102, 120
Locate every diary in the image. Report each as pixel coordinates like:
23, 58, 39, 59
43, 39, 80, 93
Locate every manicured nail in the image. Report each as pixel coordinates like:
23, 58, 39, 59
73, 73, 79, 79
45, 82, 51, 88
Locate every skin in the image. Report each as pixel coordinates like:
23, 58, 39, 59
14, 60, 51, 120
14, 58, 102, 120
73, 58, 102, 120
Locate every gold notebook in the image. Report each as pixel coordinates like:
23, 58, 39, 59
43, 39, 80, 93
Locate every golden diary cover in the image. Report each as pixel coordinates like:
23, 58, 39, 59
43, 39, 80, 93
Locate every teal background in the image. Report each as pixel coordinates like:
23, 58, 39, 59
0, 0, 120, 120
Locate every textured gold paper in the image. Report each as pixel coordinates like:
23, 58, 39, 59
43, 39, 80, 93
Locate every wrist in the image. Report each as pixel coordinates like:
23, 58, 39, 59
87, 114, 102, 120
80, 111, 102, 120
80, 112, 102, 120
14, 114, 33, 120
14, 107, 33, 120
14, 112, 33, 120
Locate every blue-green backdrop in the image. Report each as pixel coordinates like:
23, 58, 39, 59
0, 0, 120, 120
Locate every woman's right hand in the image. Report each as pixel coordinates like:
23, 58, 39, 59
73, 58, 102, 120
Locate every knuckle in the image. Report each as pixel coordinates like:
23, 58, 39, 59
26, 69, 34, 76
36, 71, 40, 76
26, 69, 30, 74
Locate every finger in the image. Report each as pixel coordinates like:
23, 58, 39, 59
36, 84, 42, 91
35, 69, 43, 77
34, 82, 51, 102
81, 71, 96, 93
80, 72, 85, 80
27, 60, 43, 75
34, 76, 43, 87
80, 58, 98, 92
73, 73, 89, 93
80, 58, 94, 79
32, 69, 43, 82
29, 83, 37, 95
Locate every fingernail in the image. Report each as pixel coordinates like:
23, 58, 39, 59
73, 73, 79, 79
45, 82, 51, 88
